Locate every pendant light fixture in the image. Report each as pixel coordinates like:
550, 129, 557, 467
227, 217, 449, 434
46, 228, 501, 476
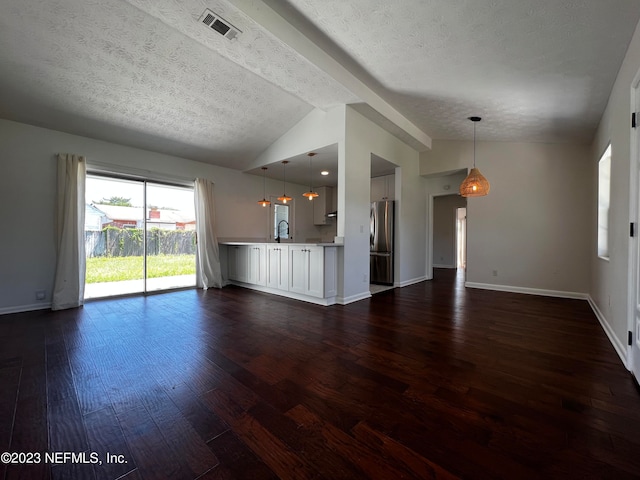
302, 152, 319, 201
257, 167, 270, 207
277, 160, 292, 203
459, 116, 490, 197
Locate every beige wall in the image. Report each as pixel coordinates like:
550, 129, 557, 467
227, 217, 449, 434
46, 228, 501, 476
421, 140, 592, 294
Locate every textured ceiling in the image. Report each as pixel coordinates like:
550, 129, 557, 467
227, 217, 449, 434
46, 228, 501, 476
1, 0, 639, 175
0, 0, 355, 170
269, 0, 640, 144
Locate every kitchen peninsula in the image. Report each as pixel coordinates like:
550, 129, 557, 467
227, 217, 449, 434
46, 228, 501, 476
219, 242, 342, 306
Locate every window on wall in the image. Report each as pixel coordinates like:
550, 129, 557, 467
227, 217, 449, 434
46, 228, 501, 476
273, 203, 291, 241
598, 144, 611, 259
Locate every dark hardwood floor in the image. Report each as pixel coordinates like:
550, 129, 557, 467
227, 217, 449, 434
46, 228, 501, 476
1, 269, 640, 479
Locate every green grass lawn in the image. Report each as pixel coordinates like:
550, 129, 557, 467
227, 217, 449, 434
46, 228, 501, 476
86, 255, 196, 283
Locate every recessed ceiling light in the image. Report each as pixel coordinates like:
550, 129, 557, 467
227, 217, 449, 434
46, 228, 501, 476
321, 170, 329, 176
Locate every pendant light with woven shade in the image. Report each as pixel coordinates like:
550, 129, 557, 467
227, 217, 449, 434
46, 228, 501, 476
257, 167, 270, 207
302, 152, 319, 201
459, 116, 490, 197
277, 161, 292, 203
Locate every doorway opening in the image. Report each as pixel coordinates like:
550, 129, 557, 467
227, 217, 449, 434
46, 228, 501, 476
432, 194, 467, 270
456, 207, 467, 269
84, 174, 196, 299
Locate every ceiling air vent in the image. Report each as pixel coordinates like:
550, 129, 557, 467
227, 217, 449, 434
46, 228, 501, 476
199, 9, 241, 41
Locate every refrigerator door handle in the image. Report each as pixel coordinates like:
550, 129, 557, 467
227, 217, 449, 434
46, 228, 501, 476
370, 204, 376, 250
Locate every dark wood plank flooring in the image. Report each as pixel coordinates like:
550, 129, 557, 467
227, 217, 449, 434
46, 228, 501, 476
1, 269, 639, 479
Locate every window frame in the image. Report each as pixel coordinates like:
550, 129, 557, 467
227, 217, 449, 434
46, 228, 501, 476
270, 197, 294, 242
597, 144, 612, 260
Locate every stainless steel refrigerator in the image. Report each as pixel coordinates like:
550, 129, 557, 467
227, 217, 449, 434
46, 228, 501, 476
370, 201, 394, 285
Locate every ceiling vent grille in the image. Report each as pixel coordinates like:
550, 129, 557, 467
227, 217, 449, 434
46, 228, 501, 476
199, 9, 241, 41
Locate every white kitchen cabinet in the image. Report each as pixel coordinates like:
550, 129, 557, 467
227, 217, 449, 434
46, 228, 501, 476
371, 174, 395, 202
223, 242, 338, 305
227, 245, 248, 283
228, 245, 264, 285
267, 245, 288, 290
313, 186, 333, 225
289, 246, 325, 298
247, 245, 266, 286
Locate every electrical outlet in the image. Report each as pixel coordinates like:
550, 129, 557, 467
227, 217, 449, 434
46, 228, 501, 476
492, 270, 498, 277
35, 290, 46, 301
363, 274, 367, 283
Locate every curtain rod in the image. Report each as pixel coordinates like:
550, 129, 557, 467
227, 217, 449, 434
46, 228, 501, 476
86, 160, 195, 187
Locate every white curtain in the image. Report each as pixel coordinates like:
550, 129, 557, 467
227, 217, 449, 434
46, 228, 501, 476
52, 154, 86, 310
194, 178, 222, 289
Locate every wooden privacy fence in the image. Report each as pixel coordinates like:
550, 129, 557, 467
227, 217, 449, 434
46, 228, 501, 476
85, 227, 195, 258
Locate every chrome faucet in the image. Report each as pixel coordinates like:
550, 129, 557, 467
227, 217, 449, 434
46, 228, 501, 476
275, 220, 289, 243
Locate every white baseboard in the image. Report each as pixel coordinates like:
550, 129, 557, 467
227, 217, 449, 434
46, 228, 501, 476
338, 291, 372, 305
587, 295, 629, 369
464, 282, 588, 300
0, 302, 52, 315
433, 264, 456, 269
397, 276, 427, 287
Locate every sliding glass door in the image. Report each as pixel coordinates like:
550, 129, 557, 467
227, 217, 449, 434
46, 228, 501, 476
84, 174, 196, 299
145, 182, 196, 292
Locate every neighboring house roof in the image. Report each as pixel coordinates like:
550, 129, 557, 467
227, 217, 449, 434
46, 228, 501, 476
92, 204, 195, 224
93, 205, 143, 222
86, 203, 107, 217
157, 210, 195, 224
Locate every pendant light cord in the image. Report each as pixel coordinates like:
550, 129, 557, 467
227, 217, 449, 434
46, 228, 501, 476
473, 122, 476, 168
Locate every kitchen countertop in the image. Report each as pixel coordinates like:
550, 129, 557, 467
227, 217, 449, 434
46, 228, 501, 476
220, 241, 342, 247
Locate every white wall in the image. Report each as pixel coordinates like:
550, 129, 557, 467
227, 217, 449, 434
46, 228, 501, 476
421, 140, 592, 295
249, 106, 427, 302
591, 19, 640, 361
345, 107, 426, 299
0, 119, 319, 313
249, 106, 346, 170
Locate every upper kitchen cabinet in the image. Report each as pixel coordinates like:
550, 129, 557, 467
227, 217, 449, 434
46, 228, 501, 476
371, 174, 395, 202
